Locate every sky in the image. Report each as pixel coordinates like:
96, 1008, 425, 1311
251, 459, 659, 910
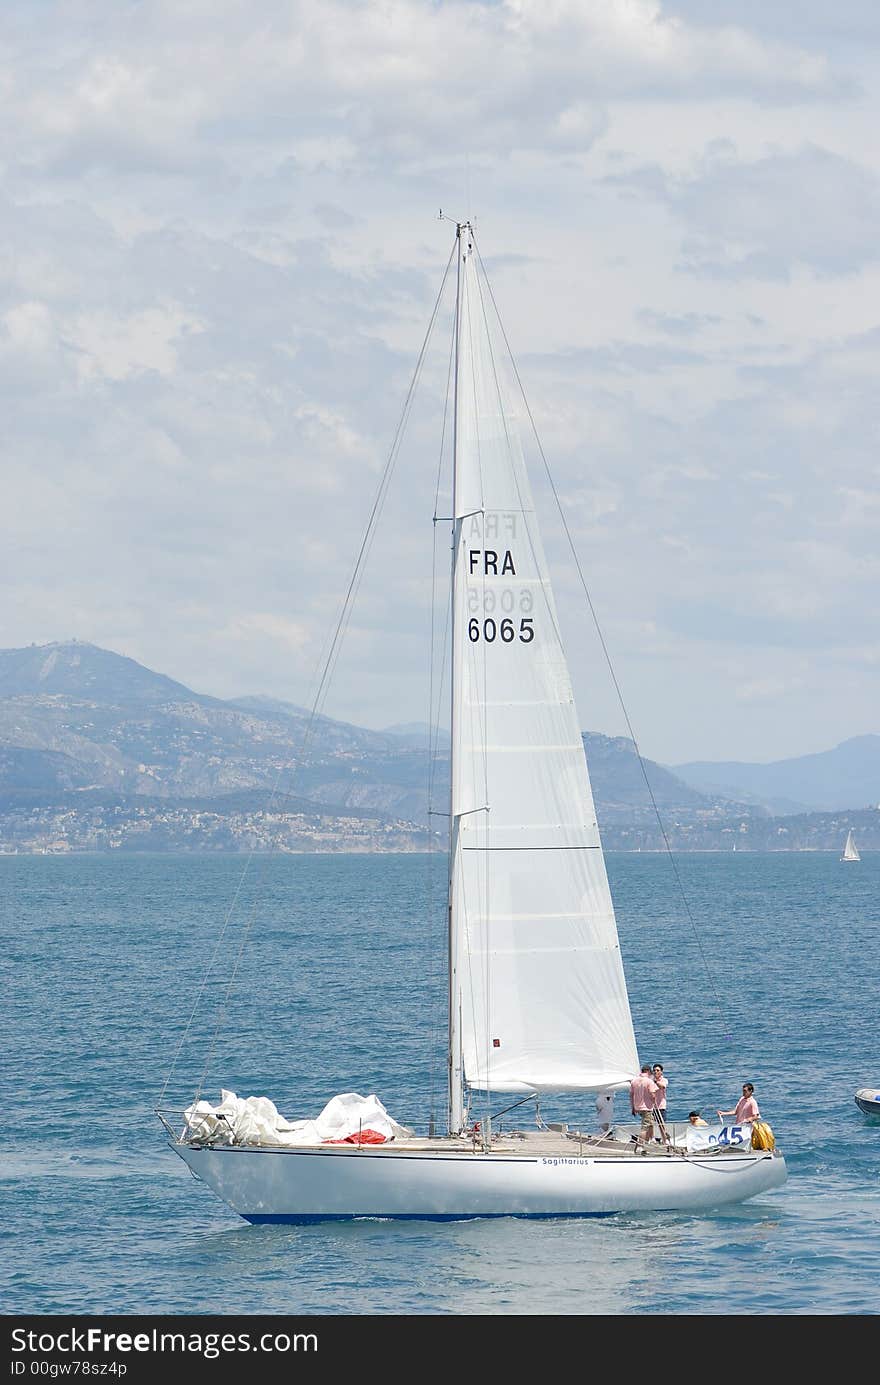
1, 0, 879, 765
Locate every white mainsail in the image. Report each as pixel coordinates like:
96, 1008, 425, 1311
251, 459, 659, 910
842, 830, 860, 861
448, 228, 638, 1114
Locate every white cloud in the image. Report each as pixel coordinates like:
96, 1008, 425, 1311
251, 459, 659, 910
71, 305, 203, 382
735, 675, 794, 705
0, 1, 837, 184
223, 613, 312, 653
610, 143, 880, 279
2, 301, 54, 353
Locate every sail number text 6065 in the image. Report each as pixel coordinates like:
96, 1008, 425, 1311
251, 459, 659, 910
467, 617, 534, 643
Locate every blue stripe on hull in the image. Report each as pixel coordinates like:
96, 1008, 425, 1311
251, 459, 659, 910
242, 1210, 621, 1224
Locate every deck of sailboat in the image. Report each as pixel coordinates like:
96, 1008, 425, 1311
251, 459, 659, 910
181, 1128, 753, 1160
383, 1132, 706, 1158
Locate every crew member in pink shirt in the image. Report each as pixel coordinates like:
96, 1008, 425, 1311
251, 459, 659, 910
629, 1064, 659, 1144
652, 1064, 668, 1138
718, 1081, 760, 1125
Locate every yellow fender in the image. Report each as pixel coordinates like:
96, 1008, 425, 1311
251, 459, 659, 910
750, 1120, 776, 1151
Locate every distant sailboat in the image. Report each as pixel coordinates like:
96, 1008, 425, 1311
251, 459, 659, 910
841, 830, 860, 862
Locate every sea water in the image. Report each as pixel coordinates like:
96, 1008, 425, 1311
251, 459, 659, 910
2, 850, 879, 1316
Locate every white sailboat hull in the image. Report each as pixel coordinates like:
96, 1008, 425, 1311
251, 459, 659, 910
174, 1141, 787, 1222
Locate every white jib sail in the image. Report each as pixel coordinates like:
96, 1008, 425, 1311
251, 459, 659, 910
449, 235, 639, 1096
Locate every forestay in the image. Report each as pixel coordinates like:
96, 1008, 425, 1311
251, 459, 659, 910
449, 234, 639, 1095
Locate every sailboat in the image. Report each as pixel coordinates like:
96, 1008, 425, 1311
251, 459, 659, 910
163, 222, 786, 1220
841, 829, 860, 862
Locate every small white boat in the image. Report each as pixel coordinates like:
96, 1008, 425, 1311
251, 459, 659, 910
163, 221, 786, 1221
854, 1088, 880, 1117
841, 830, 860, 862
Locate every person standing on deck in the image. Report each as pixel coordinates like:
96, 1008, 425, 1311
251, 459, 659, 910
718, 1082, 760, 1125
652, 1063, 668, 1138
629, 1064, 659, 1145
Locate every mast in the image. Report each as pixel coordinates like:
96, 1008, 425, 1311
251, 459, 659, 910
448, 221, 471, 1135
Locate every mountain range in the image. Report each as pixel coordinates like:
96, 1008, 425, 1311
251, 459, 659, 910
671, 738, 880, 814
0, 642, 876, 852
0, 640, 719, 822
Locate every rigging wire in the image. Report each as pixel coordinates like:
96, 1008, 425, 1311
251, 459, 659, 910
472, 239, 727, 1020
157, 237, 458, 1116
